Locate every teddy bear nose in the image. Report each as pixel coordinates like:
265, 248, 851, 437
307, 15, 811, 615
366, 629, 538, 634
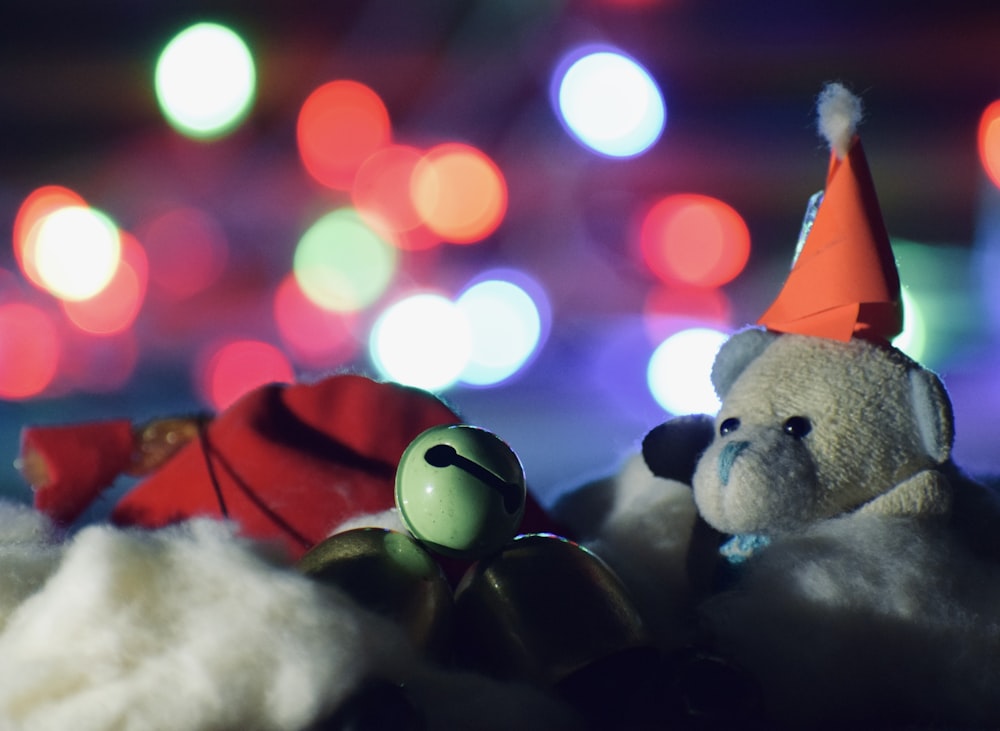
718, 440, 750, 487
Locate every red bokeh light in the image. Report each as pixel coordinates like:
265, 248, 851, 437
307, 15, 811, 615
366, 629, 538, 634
199, 339, 295, 411
979, 99, 1000, 190
58, 329, 139, 394
0, 302, 60, 399
643, 285, 732, 343
353, 145, 424, 231
297, 80, 392, 191
410, 143, 507, 244
273, 275, 358, 368
639, 193, 751, 287
140, 207, 228, 300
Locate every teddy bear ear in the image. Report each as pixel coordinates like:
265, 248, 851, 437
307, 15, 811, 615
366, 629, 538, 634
641, 414, 716, 483
909, 367, 954, 464
710, 328, 779, 399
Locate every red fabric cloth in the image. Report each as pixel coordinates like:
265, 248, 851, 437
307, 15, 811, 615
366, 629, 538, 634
24, 419, 135, 525
23, 375, 562, 566
111, 374, 559, 561
110, 375, 460, 558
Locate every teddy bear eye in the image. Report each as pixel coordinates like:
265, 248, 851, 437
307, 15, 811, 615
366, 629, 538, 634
719, 417, 741, 436
782, 416, 812, 439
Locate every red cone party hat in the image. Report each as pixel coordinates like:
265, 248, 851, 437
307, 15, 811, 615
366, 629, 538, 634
757, 83, 902, 343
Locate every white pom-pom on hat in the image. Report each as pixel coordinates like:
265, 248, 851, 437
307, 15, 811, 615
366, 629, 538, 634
817, 82, 863, 160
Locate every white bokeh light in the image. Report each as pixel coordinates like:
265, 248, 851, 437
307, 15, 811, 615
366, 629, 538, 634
892, 288, 927, 363
32, 205, 122, 301
155, 22, 256, 139
457, 278, 543, 386
648, 328, 728, 415
370, 294, 472, 391
554, 48, 666, 158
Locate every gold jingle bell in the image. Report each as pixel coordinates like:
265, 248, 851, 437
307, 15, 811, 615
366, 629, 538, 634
452, 533, 655, 691
298, 527, 454, 662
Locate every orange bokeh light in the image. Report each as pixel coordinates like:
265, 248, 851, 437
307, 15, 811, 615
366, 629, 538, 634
62, 234, 148, 336
273, 275, 357, 367
639, 193, 751, 287
979, 100, 1000, 190
411, 143, 507, 244
297, 80, 392, 191
200, 339, 294, 411
0, 302, 60, 399
13, 185, 87, 289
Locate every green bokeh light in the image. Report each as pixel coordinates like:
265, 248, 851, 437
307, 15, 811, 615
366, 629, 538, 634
293, 208, 397, 313
892, 239, 977, 368
155, 22, 256, 140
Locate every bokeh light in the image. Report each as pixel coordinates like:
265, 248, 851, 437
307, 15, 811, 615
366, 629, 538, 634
456, 275, 547, 386
199, 339, 295, 411
13, 185, 87, 290
553, 47, 666, 158
370, 293, 472, 392
273, 274, 358, 368
31, 205, 122, 301
643, 285, 732, 343
978, 100, 1000, 190
892, 288, 927, 363
140, 207, 229, 299
352, 144, 428, 239
62, 235, 148, 335
647, 327, 728, 415
293, 208, 397, 312
0, 302, 60, 399
298, 80, 392, 191
640, 194, 751, 287
411, 143, 507, 244
59, 330, 139, 393
155, 22, 256, 140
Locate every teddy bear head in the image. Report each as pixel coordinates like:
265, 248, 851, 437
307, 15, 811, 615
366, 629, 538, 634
688, 328, 954, 536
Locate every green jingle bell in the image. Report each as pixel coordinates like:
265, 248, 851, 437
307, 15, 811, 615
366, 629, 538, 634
298, 527, 454, 662
395, 424, 527, 561
452, 533, 655, 692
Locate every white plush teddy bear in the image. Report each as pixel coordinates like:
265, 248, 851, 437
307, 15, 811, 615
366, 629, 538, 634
557, 84, 1000, 727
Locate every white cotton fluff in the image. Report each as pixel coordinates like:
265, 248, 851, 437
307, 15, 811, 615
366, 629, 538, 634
817, 82, 863, 160
329, 506, 407, 535
0, 503, 62, 627
0, 505, 583, 731
699, 513, 1000, 727
0, 517, 413, 731
561, 454, 1000, 727
557, 453, 701, 651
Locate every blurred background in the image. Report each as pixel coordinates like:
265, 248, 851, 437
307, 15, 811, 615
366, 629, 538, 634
2, 0, 1000, 509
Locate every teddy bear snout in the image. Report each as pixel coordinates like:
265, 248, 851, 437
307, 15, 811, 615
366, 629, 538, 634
718, 440, 751, 487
